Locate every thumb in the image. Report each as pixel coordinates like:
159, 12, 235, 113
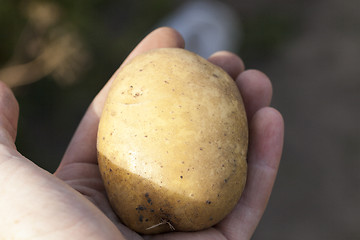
0, 81, 19, 148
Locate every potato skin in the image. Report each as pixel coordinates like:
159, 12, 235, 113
97, 48, 248, 234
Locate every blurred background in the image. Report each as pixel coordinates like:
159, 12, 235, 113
1, 0, 359, 239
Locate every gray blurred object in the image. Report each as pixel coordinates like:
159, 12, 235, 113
159, 0, 241, 58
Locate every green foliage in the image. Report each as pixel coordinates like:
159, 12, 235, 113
2, 0, 176, 172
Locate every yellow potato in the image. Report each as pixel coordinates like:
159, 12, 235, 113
97, 48, 248, 234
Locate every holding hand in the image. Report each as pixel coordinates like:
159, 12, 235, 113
0, 27, 283, 240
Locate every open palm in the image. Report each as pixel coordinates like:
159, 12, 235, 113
0, 27, 283, 240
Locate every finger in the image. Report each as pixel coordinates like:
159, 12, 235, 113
207, 51, 245, 79
0, 81, 19, 149
216, 107, 284, 240
236, 70, 273, 121
122, 27, 185, 67
56, 27, 185, 173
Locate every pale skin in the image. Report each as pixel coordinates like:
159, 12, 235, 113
0, 27, 284, 240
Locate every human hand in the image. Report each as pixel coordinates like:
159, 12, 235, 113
0, 27, 284, 240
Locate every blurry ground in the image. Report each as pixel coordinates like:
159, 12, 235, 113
1, 0, 359, 239
249, 0, 360, 239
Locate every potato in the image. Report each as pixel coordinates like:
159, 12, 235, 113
97, 48, 248, 234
